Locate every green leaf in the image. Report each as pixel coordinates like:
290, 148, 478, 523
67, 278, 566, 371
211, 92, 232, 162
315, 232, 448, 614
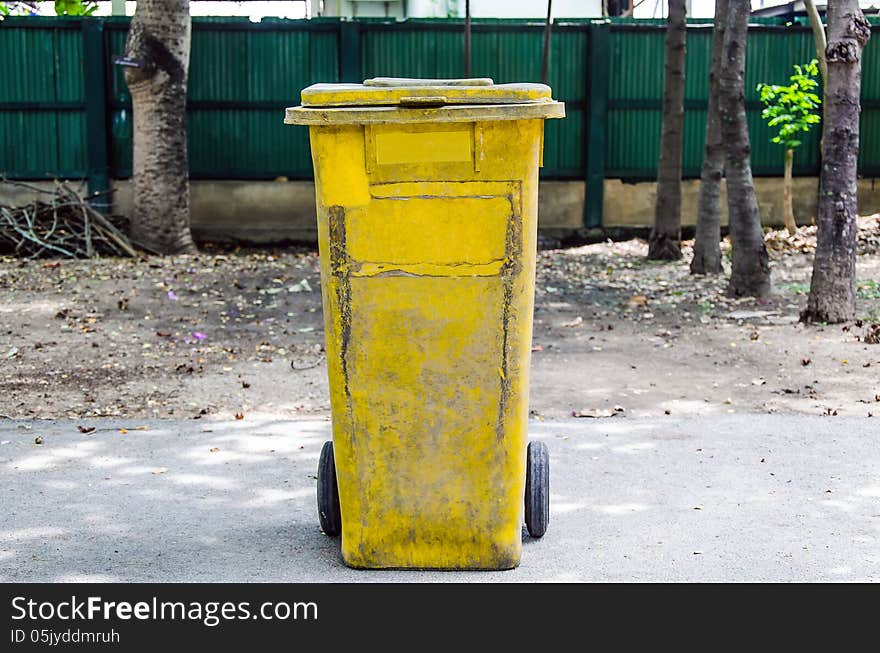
768, 114, 794, 127
54, 0, 99, 15
757, 60, 822, 146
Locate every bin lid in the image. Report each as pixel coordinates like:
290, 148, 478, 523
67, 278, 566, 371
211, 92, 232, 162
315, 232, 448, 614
301, 77, 552, 107
285, 77, 565, 125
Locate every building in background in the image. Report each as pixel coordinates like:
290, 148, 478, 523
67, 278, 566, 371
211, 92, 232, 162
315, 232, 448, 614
311, 1, 603, 19
751, 1, 880, 18
311, 1, 711, 19
12, 1, 880, 24
1, 0, 684, 21
0, 0, 764, 20
1, 1, 311, 18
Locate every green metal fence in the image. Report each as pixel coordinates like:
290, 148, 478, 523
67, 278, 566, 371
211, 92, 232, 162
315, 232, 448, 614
0, 19, 86, 179
1, 16, 879, 228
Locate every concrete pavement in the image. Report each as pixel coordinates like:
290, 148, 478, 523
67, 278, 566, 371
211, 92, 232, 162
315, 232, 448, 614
1, 415, 878, 582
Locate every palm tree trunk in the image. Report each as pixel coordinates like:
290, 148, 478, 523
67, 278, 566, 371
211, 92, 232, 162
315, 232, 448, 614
690, 0, 728, 275
802, 0, 870, 324
648, 0, 686, 261
718, 0, 771, 298
804, 0, 828, 83
124, 0, 195, 254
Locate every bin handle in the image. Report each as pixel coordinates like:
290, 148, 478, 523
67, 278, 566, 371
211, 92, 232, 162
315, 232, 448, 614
364, 77, 494, 87
398, 96, 449, 107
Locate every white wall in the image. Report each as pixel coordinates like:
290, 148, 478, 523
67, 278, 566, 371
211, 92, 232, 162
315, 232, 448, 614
419, 0, 603, 18
406, 0, 460, 17
322, 0, 406, 18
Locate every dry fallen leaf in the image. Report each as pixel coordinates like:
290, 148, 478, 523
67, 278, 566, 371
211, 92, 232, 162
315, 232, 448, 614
572, 405, 625, 418
234, 412, 244, 420
627, 295, 649, 307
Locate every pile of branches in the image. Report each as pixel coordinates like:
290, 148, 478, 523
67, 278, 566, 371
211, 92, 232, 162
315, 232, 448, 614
0, 180, 136, 259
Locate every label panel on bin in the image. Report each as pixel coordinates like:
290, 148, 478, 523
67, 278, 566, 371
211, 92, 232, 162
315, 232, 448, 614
344, 181, 520, 277
374, 130, 472, 166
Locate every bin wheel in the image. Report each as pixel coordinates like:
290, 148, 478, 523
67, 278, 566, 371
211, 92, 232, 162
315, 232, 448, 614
525, 441, 549, 538
317, 441, 341, 537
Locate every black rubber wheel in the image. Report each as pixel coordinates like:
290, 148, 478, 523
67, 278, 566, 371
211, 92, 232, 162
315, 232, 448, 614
525, 441, 550, 538
317, 441, 341, 537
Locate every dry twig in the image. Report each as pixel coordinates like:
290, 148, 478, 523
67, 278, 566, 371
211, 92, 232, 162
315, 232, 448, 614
0, 179, 136, 258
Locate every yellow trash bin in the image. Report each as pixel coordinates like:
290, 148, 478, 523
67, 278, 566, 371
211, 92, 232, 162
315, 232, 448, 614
285, 77, 564, 570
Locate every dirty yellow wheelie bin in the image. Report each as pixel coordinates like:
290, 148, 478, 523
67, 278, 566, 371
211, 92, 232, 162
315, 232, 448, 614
285, 78, 564, 570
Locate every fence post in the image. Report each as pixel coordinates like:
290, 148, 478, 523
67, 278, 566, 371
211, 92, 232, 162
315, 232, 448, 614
583, 20, 610, 229
81, 17, 110, 212
339, 20, 362, 83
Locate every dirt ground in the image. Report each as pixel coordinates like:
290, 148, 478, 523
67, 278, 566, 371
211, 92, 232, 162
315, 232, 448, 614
1, 219, 879, 422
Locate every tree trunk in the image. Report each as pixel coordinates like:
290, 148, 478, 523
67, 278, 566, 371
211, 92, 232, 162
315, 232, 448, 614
690, 0, 728, 275
783, 148, 797, 234
802, 0, 870, 324
648, 0, 686, 261
804, 0, 828, 84
718, 1, 771, 298
124, 0, 195, 254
